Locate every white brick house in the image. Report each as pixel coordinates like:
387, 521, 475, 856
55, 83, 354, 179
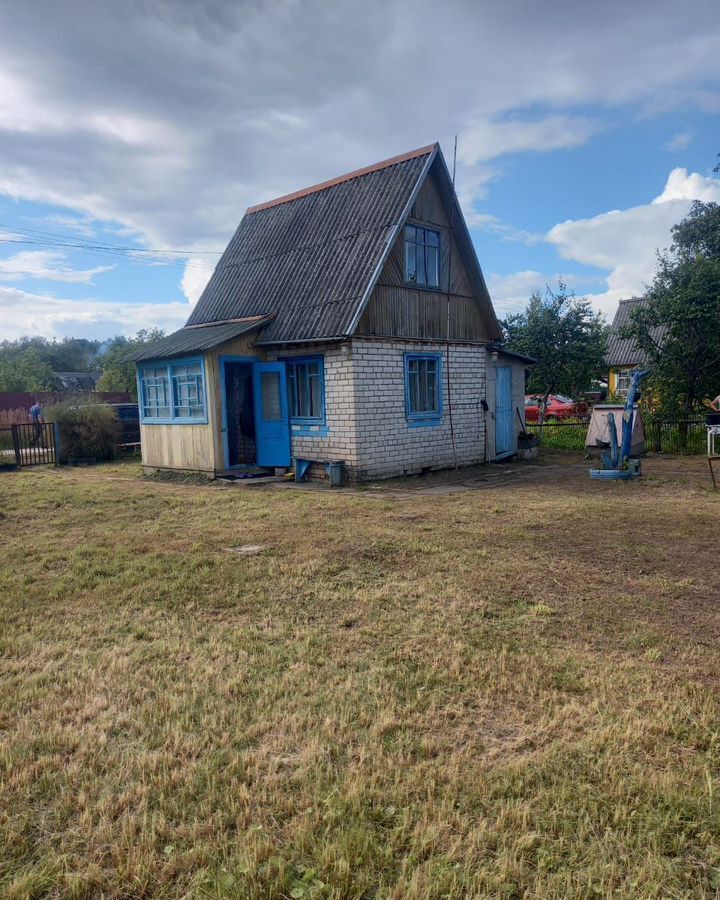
133, 143, 532, 481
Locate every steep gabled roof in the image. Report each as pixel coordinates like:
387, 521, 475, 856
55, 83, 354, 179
605, 297, 666, 367
184, 142, 500, 344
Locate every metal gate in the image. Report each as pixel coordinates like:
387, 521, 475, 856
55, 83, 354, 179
1, 423, 57, 467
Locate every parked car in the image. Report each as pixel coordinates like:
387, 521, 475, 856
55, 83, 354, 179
524, 394, 589, 422
109, 403, 140, 447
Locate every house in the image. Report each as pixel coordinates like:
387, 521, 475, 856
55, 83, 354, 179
51, 371, 102, 392
606, 297, 664, 397
132, 143, 532, 481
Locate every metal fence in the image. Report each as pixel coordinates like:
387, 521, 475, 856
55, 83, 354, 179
0, 423, 57, 468
646, 418, 706, 455
527, 417, 708, 455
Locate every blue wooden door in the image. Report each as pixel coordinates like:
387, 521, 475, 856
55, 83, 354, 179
253, 362, 291, 467
495, 366, 514, 456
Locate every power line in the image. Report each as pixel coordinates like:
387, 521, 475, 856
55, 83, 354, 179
0, 222, 222, 270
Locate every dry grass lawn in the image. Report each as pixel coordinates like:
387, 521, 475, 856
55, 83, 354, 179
1, 456, 719, 898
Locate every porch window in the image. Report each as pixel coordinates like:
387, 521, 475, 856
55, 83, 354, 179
171, 361, 205, 419
139, 366, 171, 419
405, 353, 442, 424
405, 225, 440, 287
139, 356, 207, 423
286, 356, 325, 422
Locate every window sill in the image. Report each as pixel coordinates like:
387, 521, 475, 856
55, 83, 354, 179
291, 422, 329, 437
141, 416, 208, 426
407, 416, 443, 429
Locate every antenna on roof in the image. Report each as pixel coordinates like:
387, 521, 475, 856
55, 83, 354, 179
446, 135, 459, 470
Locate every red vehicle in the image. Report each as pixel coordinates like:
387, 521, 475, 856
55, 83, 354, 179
524, 394, 589, 423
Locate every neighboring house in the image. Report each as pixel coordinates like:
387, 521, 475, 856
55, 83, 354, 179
606, 298, 665, 397
51, 371, 102, 392
132, 143, 532, 481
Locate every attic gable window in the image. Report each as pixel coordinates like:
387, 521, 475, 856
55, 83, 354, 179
404, 225, 440, 288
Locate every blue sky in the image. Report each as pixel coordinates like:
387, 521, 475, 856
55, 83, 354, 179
1, 0, 719, 340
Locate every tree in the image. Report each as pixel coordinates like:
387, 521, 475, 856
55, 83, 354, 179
0, 346, 55, 392
502, 282, 607, 412
96, 329, 166, 398
622, 201, 720, 417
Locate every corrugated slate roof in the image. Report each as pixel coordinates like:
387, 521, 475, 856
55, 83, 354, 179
186, 146, 438, 343
130, 316, 272, 362
605, 297, 666, 367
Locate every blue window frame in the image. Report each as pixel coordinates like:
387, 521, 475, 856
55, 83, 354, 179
284, 356, 325, 424
138, 356, 207, 424
404, 353, 442, 425
405, 224, 440, 287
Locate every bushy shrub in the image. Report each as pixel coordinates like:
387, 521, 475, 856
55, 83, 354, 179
46, 402, 120, 463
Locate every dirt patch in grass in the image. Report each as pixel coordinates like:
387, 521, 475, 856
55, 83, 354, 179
1, 460, 719, 898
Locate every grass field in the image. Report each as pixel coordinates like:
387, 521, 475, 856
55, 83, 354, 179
1, 458, 719, 898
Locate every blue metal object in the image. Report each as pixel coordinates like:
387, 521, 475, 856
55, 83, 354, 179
590, 369, 649, 480
607, 413, 619, 468
295, 458, 312, 482
589, 468, 635, 480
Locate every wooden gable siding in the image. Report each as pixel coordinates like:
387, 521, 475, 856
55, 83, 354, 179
356, 168, 488, 342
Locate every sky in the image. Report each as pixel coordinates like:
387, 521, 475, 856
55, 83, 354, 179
1, 0, 719, 341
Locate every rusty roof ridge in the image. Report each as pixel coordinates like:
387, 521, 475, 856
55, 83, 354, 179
245, 143, 438, 215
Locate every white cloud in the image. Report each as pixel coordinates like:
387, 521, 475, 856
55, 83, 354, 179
0, 1, 718, 335
470, 213, 543, 244
0, 0, 717, 255
487, 270, 549, 315
459, 115, 603, 166
663, 130, 693, 152
1, 284, 190, 340
653, 166, 720, 203
181, 257, 215, 304
487, 270, 606, 317
546, 168, 720, 317
0, 250, 113, 283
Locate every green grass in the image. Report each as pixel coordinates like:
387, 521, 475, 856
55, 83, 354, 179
527, 420, 588, 451
1, 461, 719, 898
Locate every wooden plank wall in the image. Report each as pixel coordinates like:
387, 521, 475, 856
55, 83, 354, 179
357, 167, 490, 342
140, 334, 261, 474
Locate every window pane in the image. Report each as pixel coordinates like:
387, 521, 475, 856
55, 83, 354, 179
426, 245, 439, 287
416, 240, 426, 284
427, 230, 439, 247
288, 368, 297, 418
261, 372, 282, 420
306, 362, 321, 418
407, 356, 440, 417
298, 364, 310, 417
405, 225, 416, 242
405, 240, 416, 283
171, 362, 205, 419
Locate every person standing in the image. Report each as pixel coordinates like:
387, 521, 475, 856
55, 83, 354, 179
29, 399, 45, 447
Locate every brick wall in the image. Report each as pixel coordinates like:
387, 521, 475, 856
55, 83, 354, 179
350, 338, 487, 479
265, 343, 359, 471
267, 338, 488, 481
